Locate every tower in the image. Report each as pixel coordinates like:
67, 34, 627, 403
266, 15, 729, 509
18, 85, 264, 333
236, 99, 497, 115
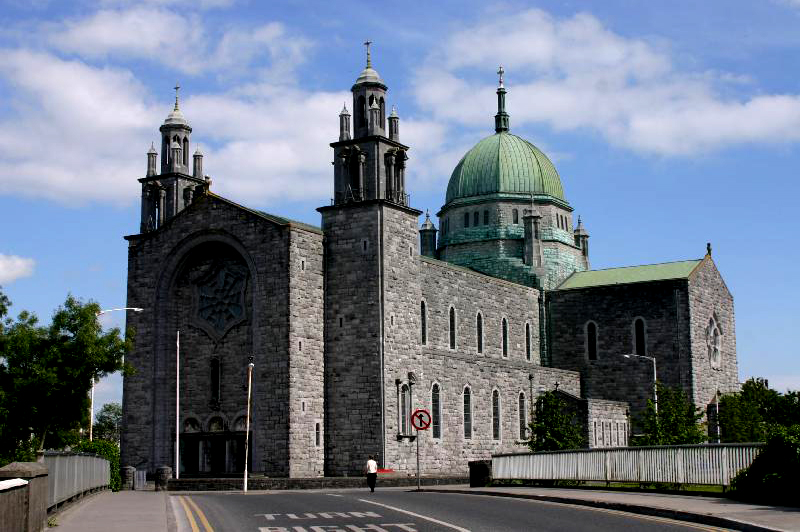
319, 43, 422, 475
138, 85, 207, 233
331, 42, 409, 206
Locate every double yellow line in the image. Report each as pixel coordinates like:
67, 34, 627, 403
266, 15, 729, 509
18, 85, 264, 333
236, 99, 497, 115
176, 495, 214, 532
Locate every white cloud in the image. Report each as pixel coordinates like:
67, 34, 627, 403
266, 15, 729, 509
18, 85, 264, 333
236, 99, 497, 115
0, 254, 35, 284
48, 7, 311, 76
412, 8, 800, 156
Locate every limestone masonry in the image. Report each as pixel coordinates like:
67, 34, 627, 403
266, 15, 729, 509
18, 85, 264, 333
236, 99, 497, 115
121, 50, 740, 478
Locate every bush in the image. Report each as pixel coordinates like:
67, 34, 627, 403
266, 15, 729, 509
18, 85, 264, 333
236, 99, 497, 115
730, 424, 800, 507
75, 439, 121, 491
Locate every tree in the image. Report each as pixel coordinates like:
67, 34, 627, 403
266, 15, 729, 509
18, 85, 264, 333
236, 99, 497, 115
93, 402, 122, 443
0, 288, 131, 465
526, 391, 585, 452
633, 382, 706, 446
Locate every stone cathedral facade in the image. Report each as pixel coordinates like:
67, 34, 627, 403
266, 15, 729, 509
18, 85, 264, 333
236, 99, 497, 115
121, 52, 740, 478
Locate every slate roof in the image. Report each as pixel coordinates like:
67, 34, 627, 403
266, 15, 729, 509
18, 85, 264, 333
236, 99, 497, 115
556, 259, 703, 290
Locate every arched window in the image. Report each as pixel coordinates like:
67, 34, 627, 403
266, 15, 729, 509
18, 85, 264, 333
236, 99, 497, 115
208, 416, 224, 432
431, 383, 441, 439
518, 393, 527, 440
210, 358, 221, 404
183, 418, 200, 433
400, 384, 410, 434
449, 307, 456, 349
706, 315, 722, 369
501, 318, 508, 357
182, 137, 189, 166
233, 416, 247, 431
634, 318, 646, 356
512, 209, 519, 224
379, 97, 385, 126
463, 387, 472, 439
492, 389, 501, 440
473, 211, 479, 226
420, 301, 427, 345
464, 212, 470, 228
483, 210, 489, 225
476, 312, 483, 353
586, 321, 598, 361
357, 95, 366, 127
525, 323, 531, 361
315, 422, 321, 447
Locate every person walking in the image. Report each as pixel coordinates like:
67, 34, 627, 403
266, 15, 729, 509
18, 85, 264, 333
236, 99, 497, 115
365, 455, 378, 492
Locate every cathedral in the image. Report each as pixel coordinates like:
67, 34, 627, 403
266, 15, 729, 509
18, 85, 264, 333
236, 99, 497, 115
121, 49, 740, 478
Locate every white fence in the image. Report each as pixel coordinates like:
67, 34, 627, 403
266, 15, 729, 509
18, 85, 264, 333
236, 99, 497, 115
43, 452, 110, 509
493, 444, 762, 486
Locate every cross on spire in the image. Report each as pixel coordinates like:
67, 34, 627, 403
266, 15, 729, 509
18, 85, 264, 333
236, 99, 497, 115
173, 83, 181, 111
364, 40, 372, 68
497, 65, 505, 88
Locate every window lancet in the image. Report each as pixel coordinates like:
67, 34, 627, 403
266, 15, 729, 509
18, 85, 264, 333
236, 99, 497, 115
518, 392, 526, 440
476, 313, 483, 353
502, 318, 508, 357
492, 389, 501, 440
586, 321, 598, 361
525, 323, 531, 361
420, 301, 427, 345
463, 387, 472, 439
449, 307, 456, 349
400, 384, 410, 434
431, 384, 441, 439
706, 315, 722, 369
634, 318, 646, 357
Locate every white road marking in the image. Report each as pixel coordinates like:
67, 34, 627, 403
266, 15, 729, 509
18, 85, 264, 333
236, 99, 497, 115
357, 499, 470, 532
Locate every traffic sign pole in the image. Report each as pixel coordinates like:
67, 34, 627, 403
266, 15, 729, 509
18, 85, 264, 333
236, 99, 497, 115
410, 408, 431, 491
416, 426, 420, 491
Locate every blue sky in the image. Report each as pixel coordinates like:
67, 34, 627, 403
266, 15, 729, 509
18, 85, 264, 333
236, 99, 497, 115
1, 0, 799, 414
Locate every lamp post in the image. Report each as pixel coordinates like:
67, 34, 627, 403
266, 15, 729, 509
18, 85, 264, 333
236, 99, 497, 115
93, 307, 144, 441
243, 356, 254, 493
623, 353, 658, 414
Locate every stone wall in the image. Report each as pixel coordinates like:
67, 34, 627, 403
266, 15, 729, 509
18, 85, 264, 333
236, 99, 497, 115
687, 257, 740, 407
123, 194, 324, 477
548, 279, 694, 425
585, 398, 630, 448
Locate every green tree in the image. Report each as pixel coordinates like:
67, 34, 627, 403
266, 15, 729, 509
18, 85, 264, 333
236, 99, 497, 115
719, 378, 779, 442
526, 391, 584, 452
0, 288, 131, 465
633, 383, 706, 446
74, 439, 122, 491
730, 424, 800, 506
93, 402, 122, 443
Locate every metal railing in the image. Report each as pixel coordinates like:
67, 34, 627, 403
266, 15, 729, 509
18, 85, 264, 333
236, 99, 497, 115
493, 444, 763, 486
43, 452, 110, 509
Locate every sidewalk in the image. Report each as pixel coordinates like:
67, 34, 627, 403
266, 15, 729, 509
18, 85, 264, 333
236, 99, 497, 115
424, 485, 800, 532
50, 489, 171, 532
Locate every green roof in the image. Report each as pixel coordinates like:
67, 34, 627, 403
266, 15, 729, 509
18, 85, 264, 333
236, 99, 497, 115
445, 132, 565, 205
556, 260, 703, 290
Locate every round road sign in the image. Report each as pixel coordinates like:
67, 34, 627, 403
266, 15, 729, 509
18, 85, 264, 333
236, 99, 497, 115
411, 409, 432, 430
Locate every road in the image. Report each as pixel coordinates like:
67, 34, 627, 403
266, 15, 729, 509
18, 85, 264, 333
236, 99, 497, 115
170, 488, 727, 532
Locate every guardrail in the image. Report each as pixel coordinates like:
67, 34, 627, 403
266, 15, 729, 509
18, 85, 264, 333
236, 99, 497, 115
493, 444, 763, 486
44, 452, 110, 509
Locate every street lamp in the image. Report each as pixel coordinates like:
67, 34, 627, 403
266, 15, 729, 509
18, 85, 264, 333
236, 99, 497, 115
91, 307, 144, 441
243, 356, 254, 493
623, 353, 658, 414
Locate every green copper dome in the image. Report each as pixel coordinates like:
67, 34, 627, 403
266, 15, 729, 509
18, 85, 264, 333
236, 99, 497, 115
445, 132, 565, 205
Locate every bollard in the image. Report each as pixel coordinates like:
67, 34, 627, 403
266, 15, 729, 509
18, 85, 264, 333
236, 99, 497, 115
155, 466, 172, 492
121, 466, 136, 491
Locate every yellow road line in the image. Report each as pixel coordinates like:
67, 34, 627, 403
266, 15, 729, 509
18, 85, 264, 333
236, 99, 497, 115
184, 495, 215, 532
177, 496, 200, 532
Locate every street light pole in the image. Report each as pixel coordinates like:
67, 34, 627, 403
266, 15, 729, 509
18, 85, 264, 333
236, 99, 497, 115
243, 356, 254, 493
93, 307, 144, 441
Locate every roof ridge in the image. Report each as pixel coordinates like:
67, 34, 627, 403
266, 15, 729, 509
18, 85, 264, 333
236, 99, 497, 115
575, 258, 703, 274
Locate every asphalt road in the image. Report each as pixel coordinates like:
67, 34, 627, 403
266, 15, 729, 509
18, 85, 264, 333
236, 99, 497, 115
170, 488, 727, 532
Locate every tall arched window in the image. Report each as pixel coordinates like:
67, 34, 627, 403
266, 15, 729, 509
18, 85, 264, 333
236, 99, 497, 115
379, 97, 385, 126
525, 323, 531, 361
518, 392, 527, 440
492, 389, 501, 440
483, 210, 489, 225
464, 212, 470, 228
502, 318, 508, 357
513, 209, 519, 224
400, 384, 410, 434
476, 313, 483, 353
182, 137, 189, 166
706, 315, 722, 369
473, 211, 479, 226
357, 95, 366, 127
449, 307, 456, 349
634, 318, 646, 356
420, 301, 427, 345
431, 383, 441, 439
463, 387, 472, 439
586, 321, 598, 361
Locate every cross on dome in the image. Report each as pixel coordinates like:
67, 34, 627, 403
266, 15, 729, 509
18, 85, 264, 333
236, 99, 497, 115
173, 83, 181, 110
497, 66, 505, 88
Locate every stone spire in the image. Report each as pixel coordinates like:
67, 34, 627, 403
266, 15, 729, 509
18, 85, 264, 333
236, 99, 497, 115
419, 209, 438, 258
339, 103, 351, 141
388, 105, 399, 141
495, 66, 510, 133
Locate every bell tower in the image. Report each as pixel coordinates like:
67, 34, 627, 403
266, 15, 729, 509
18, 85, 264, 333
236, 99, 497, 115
330, 42, 409, 206
138, 85, 208, 233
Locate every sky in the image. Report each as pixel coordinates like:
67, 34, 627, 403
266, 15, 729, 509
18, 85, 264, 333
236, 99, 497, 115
1, 0, 799, 415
